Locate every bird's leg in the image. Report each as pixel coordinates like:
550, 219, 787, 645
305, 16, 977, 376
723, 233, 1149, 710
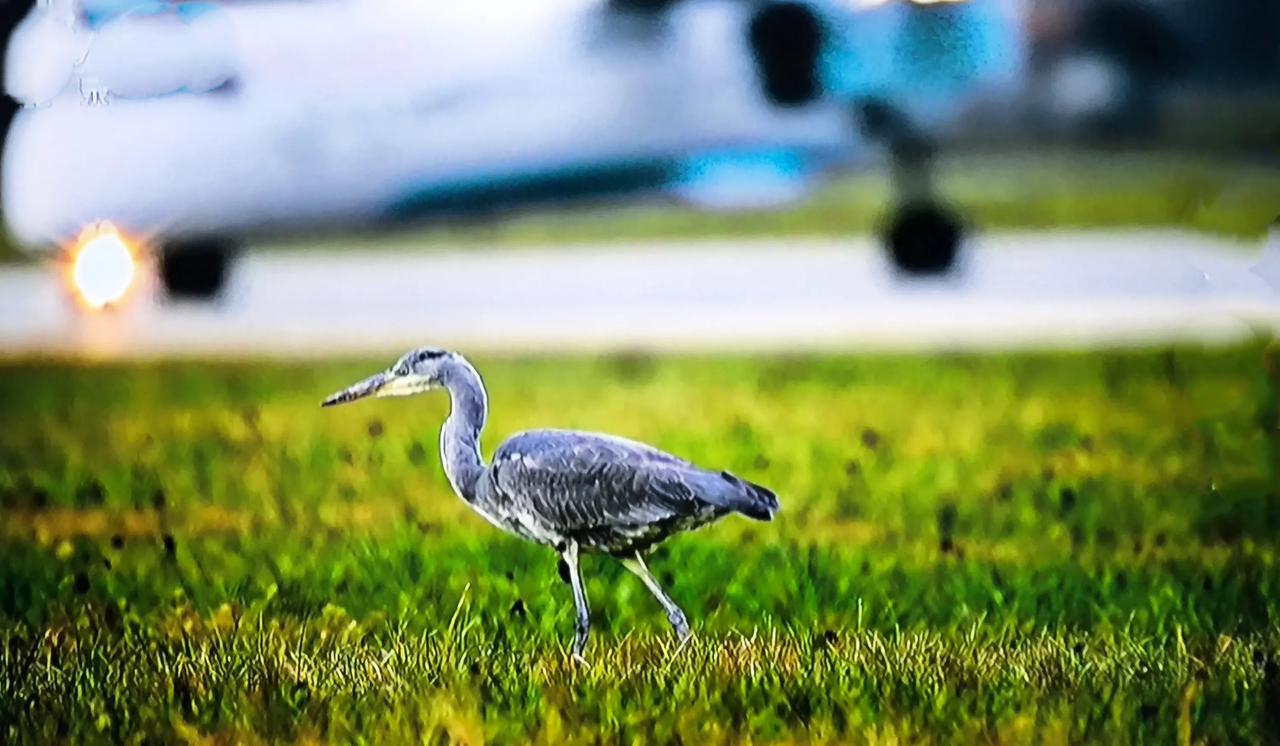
561, 541, 591, 661
621, 553, 690, 643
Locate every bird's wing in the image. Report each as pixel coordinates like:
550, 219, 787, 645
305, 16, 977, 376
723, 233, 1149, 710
488, 430, 716, 532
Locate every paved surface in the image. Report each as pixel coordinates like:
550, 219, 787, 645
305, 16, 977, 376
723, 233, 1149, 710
1, 231, 1277, 358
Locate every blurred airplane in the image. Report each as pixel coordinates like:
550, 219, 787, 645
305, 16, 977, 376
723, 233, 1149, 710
2, 0, 1025, 306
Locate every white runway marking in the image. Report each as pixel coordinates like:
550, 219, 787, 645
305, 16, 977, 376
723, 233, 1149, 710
1, 231, 1276, 358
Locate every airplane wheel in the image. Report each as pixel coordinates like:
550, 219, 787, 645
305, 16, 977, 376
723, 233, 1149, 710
884, 202, 963, 276
748, 2, 823, 107
158, 238, 236, 300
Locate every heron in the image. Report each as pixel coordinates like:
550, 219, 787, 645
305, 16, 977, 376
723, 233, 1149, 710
322, 347, 778, 658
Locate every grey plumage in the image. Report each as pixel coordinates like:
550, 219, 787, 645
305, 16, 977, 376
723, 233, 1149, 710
484, 430, 775, 552
322, 347, 778, 657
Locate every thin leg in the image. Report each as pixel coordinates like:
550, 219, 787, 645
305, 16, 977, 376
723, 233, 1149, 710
561, 541, 591, 660
621, 552, 690, 642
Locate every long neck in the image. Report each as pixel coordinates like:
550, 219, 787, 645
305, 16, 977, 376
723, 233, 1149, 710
439, 358, 488, 502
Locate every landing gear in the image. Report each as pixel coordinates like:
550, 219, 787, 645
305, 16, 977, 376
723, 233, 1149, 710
857, 99, 966, 276
747, 2, 824, 107
884, 201, 963, 276
158, 237, 236, 301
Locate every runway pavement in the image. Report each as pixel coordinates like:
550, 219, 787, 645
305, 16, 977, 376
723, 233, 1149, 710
1, 230, 1277, 358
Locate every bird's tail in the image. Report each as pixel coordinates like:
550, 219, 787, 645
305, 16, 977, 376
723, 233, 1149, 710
718, 471, 779, 521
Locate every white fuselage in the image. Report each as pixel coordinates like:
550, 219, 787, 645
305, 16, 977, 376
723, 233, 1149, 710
3, 0, 859, 249
2, 0, 1027, 251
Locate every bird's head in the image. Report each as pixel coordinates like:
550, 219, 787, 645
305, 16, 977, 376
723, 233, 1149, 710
321, 347, 458, 407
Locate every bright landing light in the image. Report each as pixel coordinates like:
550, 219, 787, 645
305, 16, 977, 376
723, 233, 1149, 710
71, 228, 136, 310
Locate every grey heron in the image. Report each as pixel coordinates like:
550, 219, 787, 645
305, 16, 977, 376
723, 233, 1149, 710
322, 347, 778, 658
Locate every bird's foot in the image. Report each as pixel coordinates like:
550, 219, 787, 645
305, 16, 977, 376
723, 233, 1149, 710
668, 610, 691, 643
571, 652, 590, 667
572, 623, 590, 660
660, 626, 694, 672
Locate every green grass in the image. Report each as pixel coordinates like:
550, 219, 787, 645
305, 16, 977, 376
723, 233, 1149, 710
1, 343, 1278, 743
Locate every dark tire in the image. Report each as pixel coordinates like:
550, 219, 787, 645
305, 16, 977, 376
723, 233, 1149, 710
884, 202, 963, 276
748, 2, 824, 107
158, 238, 236, 300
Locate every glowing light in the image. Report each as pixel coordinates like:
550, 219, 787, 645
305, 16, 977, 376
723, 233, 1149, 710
71, 227, 136, 310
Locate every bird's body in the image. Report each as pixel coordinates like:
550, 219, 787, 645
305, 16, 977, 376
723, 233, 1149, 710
323, 347, 778, 657
477, 429, 773, 555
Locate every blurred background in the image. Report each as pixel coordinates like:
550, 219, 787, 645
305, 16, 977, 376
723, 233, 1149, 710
0, 0, 1276, 356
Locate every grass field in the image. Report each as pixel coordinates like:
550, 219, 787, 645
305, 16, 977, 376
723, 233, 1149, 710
1, 343, 1278, 743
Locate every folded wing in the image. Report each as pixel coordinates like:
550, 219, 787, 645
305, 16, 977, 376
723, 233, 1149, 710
488, 430, 777, 536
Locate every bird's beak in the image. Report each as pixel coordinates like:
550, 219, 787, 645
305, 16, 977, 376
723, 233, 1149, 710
321, 371, 392, 408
